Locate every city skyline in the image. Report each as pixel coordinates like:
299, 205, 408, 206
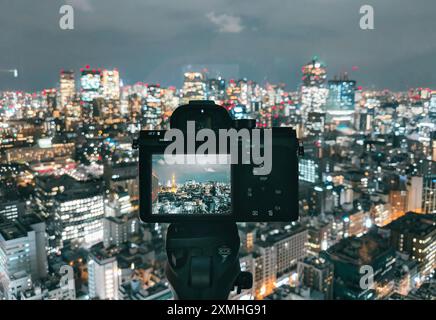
0, 1, 435, 302
1, 0, 436, 91
0, 67, 435, 300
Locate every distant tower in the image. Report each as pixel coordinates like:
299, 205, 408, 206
182, 72, 206, 104
325, 73, 356, 127
300, 56, 329, 118
100, 69, 120, 100
80, 66, 102, 120
59, 70, 75, 112
171, 173, 177, 193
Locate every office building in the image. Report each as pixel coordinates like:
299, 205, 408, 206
385, 213, 436, 278
88, 247, 119, 300
300, 57, 329, 115
325, 74, 356, 126
35, 174, 105, 251
59, 70, 75, 111
182, 72, 206, 104
0, 215, 48, 298
297, 256, 334, 299
322, 231, 396, 300
101, 69, 120, 101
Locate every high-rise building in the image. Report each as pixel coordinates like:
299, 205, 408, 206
104, 161, 139, 203
325, 74, 356, 126
182, 72, 206, 104
80, 67, 102, 119
422, 174, 436, 214
384, 213, 436, 278
306, 220, 331, 256
299, 158, 320, 184
88, 247, 119, 300
305, 112, 326, 137
345, 210, 372, 238
103, 214, 139, 248
35, 174, 105, 251
389, 190, 408, 221
371, 201, 391, 227
300, 57, 329, 116
141, 84, 163, 129
259, 224, 308, 276
0, 184, 25, 221
407, 176, 423, 212
0, 215, 48, 298
59, 70, 75, 112
297, 256, 334, 300
101, 69, 120, 101
322, 231, 396, 300
206, 78, 226, 103
253, 245, 276, 299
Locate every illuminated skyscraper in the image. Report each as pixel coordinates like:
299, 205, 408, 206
80, 67, 102, 119
44, 88, 57, 117
171, 173, 177, 193
237, 78, 249, 106
226, 79, 240, 104
35, 174, 105, 252
300, 57, 329, 117
305, 112, 326, 137
385, 213, 436, 278
206, 77, 226, 103
141, 84, 163, 129
59, 70, 75, 112
0, 215, 48, 298
325, 74, 356, 126
101, 69, 120, 100
88, 248, 119, 300
182, 72, 206, 104
302, 57, 327, 87
299, 158, 320, 184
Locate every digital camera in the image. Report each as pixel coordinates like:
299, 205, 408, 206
135, 101, 299, 223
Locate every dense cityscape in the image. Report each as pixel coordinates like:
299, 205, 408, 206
153, 179, 231, 215
0, 57, 435, 300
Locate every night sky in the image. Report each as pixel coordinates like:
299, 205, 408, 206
1, 0, 435, 91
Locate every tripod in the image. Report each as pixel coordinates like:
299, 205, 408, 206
165, 222, 252, 300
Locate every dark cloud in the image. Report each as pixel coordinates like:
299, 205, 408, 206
0, 0, 435, 91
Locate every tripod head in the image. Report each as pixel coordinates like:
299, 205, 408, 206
165, 222, 252, 300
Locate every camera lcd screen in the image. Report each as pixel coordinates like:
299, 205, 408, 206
151, 154, 231, 215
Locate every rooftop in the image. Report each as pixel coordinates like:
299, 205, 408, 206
384, 212, 436, 237
0, 221, 29, 241
325, 230, 392, 265
259, 223, 307, 247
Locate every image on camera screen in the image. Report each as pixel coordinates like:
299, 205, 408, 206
151, 154, 231, 215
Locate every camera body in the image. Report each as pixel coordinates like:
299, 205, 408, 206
136, 101, 299, 223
